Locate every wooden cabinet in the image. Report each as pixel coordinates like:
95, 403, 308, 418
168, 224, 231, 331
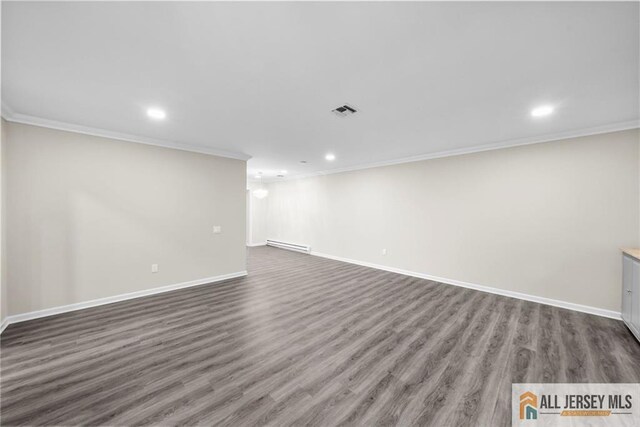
622, 255, 633, 323
622, 250, 640, 342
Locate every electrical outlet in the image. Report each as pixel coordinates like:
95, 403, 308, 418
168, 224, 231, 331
382, 248, 387, 256
213, 225, 222, 234
151, 264, 159, 273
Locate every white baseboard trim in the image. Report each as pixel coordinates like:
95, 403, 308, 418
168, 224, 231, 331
247, 243, 267, 247
1, 271, 247, 331
311, 251, 621, 320
0, 317, 9, 335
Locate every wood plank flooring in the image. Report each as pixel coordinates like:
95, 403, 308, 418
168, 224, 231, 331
1, 246, 639, 426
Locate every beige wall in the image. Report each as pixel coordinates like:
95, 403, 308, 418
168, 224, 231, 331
1, 119, 7, 324
5, 122, 247, 316
266, 129, 640, 313
0, 0, 5, 328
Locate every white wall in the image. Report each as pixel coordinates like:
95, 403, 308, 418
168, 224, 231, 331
247, 181, 268, 245
0, 119, 6, 326
265, 129, 640, 313
0, 3, 6, 327
4, 122, 247, 316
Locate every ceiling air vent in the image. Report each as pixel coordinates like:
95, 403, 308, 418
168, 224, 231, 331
332, 104, 358, 117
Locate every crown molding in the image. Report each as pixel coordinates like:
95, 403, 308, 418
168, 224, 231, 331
3, 103, 636, 174
264, 119, 640, 183
1, 104, 251, 161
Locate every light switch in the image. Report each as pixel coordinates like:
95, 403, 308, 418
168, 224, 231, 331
213, 225, 222, 234
151, 264, 159, 273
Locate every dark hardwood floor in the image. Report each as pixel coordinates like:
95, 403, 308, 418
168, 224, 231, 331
1, 246, 639, 426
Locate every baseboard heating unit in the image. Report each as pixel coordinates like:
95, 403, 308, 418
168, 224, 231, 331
266, 239, 311, 254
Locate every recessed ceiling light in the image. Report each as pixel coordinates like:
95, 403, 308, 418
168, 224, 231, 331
254, 175, 261, 179
531, 105, 554, 117
280, 170, 288, 174
147, 108, 166, 120
325, 153, 336, 161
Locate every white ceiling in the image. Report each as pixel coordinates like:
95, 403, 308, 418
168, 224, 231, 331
2, 1, 639, 181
